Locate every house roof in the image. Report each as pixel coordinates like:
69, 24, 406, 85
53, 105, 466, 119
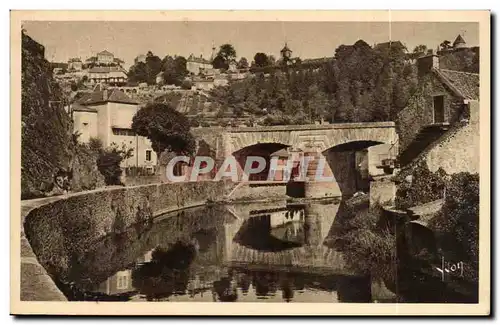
453, 34, 466, 46
188, 54, 212, 64
72, 102, 97, 112
88, 66, 127, 74
434, 68, 480, 100
374, 41, 406, 51
77, 88, 138, 105
302, 57, 334, 65
97, 50, 114, 56
281, 43, 292, 53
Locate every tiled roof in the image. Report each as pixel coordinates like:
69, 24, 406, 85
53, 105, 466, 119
302, 57, 334, 65
281, 43, 292, 53
374, 41, 405, 50
188, 55, 212, 64
88, 66, 127, 74
97, 50, 114, 56
72, 102, 97, 112
77, 88, 138, 105
453, 34, 466, 46
434, 69, 480, 100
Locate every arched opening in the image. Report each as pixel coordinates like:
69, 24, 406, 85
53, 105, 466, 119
321, 140, 385, 197
232, 142, 290, 182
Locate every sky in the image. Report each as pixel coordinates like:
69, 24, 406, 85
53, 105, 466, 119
23, 21, 479, 69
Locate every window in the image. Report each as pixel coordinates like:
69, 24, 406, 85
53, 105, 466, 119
116, 271, 129, 289
145, 150, 152, 162
112, 128, 135, 136
433, 95, 445, 123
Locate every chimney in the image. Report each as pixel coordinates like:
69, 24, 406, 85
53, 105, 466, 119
417, 51, 440, 78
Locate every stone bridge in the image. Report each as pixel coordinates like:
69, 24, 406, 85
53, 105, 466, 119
221, 122, 398, 156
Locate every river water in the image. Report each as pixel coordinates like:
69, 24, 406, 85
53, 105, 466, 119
59, 199, 399, 302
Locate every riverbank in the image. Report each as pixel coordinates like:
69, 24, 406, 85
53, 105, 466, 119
20, 181, 228, 301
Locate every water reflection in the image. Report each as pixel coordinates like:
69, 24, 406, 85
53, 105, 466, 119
61, 201, 382, 302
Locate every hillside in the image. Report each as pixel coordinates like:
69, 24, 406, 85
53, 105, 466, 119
21, 32, 104, 199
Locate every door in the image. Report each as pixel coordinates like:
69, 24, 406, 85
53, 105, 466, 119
433, 95, 445, 123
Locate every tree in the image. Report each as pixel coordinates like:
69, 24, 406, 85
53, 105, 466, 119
238, 57, 249, 69
254, 52, 270, 67
413, 44, 427, 54
162, 55, 188, 85
128, 61, 148, 84
96, 143, 133, 185
217, 44, 237, 62
439, 40, 452, 51
212, 44, 236, 70
212, 54, 228, 70
145, 51, 162, 85
132, 103, 195, 155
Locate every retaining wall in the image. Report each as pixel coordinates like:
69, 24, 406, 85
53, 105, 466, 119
21, 181, 227, 301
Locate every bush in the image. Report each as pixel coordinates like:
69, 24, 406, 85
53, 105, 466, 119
181, 80, 193, 90
429, 172, 479, 283
96, 144, 133, 185
395, 160, 447, 210
333, 202, 397, 282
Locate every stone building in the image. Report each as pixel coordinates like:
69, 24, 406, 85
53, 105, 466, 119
87, 66, 128, 86
67, 57, 83, 71
390, 52, 480, 282
72, 84, 157, 169
187, 54, 213, 75
96, 50, 115, 65
397, 53, 480, 166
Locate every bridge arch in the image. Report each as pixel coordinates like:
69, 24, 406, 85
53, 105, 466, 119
232, 142, 290, 181
226, 131, 292, 154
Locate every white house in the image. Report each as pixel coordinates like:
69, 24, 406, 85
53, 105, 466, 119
72, 85, 157, 169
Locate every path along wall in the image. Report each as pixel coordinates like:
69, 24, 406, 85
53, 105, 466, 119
21, 181, 227, 301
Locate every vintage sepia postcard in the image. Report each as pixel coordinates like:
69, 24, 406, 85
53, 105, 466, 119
10, 10, 491, 316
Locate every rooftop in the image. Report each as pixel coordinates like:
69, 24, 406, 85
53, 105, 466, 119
434, 68, 480, 100
97, 50, 114, 56
88, 66, 127, 74
188, 54, 212, 64
77, 87, 138, 106
453, 34, 466, 46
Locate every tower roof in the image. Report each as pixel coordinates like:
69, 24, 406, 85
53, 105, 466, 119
281, 43, 292, 53
453, 34, 466, 46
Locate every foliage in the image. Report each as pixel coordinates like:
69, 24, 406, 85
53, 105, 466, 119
428, 173, 479, 283
395, 160, 447, 210
161, 55, 188, 85
181, 79, 193, 90
237, 57, 249, 69
212, 54, 228, 70
96, 143, 133, 186
253, 52, 270, 67
337, 202, 397, 282
128, 51, 188, 85
131, 102, 195, 155
212, 44, 237, 70
209, 39, 418, 125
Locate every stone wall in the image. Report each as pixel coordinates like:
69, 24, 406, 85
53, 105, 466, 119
425, 101, 479, 174
228, 183, 287, 201
22, 181, 227, 293
396, 72, 467, 153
